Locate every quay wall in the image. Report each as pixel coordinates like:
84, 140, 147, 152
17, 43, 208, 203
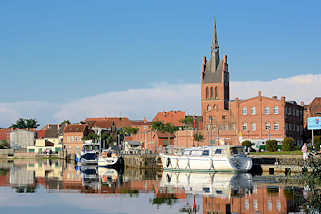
123, 154, 162, 169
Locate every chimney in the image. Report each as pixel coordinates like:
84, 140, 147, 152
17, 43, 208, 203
224, 55, 227, 64
258, 91, 262, 97
300, 101, 304, 106
235, 97, 239, 103
281, 96, 285, 103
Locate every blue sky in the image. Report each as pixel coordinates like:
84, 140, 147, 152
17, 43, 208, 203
0, 0, 321, 126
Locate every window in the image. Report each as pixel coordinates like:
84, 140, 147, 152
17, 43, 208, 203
296, 109, 299, 117
251, 123, 256, 131
267, 200, 272, 211
244, 199, 249, 210
250, 107, 256, 115
224, 124, 228, 130
76, 146, 80, 151
232, 124, 235, 131
209, 116, 213, 123
274, 123, 279, 130
207, 104, 211, 111
202, 150, 209, 156
71, 136, 74, 142
253, 200, 258, 210
242, 107, 247, 115
264, 107, 270, 114
210, 87, 213, 99
273, 106, 279, 114
206, 87, 209, 99
265, 123, 270, 130
215, 149, 222, 154
68, 146, 72, 151
242, 123, 247, 130
215, 87, 218, 99
276, 201, 281, 211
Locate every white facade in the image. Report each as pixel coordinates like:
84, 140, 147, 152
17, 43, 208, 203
10, 129, 35, 149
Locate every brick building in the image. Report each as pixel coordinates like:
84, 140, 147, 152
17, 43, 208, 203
200, 19, 304, 146
303, 97, 321, 128
63, 124, 89, 153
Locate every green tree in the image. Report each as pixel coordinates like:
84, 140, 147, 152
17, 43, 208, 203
180, 116, 194, 128
82, 132, 99, 142
242, 140, 253, 150
120, 127, 139, 136
266, 140, 278, 152
151, 121, 164, 132
194, 132, 204, 142
60, 120, 71, 126
313, 136, 321, 151
10, 118, 39, 129
0, 140, 9, 149
282, 137, 296, 151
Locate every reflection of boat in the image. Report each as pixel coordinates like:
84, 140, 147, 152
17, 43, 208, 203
98, 148, 124, 168
80, 165, 99, 188
98, 167, 122, 186
76, 141, 100, 165
160, 171, 253, 198
160, 146, 252, 172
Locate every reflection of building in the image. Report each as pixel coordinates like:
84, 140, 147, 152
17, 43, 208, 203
203, 184, 287, 214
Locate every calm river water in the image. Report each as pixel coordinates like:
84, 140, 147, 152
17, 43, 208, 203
0, 159, 316, 213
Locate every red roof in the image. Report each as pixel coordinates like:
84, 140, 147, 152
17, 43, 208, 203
64, 124, 87, 133
85, 117, 132, 128
36, 130, 46, 139
153, 111, 185, 127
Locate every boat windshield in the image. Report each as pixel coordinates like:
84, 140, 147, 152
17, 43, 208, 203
83, 145, 99, 152
230, 147, 245, 155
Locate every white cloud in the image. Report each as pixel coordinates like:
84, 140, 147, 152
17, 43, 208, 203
0, 74, 320, 127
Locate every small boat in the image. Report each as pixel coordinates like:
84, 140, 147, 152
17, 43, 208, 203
98, 148, 124, 168
75, 140, 100, 165
159, 145, 252, 172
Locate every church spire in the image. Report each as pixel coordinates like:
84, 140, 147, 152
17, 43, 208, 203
211, 17, 219, 53
210, 17, 220, 72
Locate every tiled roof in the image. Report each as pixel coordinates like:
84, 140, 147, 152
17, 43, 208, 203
36, 130, 46, 139
153, 111, 185, 127
64, 124, 87, 133
85, 117, 132, 128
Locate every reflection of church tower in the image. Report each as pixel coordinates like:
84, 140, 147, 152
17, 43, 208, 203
201, 18, 230, 123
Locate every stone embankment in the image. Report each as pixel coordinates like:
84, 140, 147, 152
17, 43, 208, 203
249, 154, 308, 174
123, 154, 162, 169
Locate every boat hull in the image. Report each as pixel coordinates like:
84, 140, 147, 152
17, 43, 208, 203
98, 156, 124, 169
160, 154, 252, 173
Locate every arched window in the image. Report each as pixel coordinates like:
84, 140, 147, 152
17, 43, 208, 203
206, 87, 209, 99
210, 87, 213, 99
215, 87, 218, 99
207, 104, 211, 111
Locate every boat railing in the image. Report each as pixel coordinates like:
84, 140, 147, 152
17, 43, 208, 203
160, 146, 186, 156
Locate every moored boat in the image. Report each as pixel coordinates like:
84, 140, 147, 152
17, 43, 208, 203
159, 145, 252, 172
75, 140, 100, 165
98, 148, 124, 168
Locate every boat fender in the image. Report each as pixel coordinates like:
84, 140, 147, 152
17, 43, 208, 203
166, 158, 171, 168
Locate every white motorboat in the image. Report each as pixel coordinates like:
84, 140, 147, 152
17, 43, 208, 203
75, 140, 100, 165
159, 171, 253, 198
159, 145, 252, 172
98, 149, 124, 168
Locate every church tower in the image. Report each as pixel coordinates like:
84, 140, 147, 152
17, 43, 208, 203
201, 18, 230, 123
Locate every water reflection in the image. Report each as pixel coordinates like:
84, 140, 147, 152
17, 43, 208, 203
0, 159, 315, 213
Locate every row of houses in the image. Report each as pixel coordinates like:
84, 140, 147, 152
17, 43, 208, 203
0, 96, 320, 154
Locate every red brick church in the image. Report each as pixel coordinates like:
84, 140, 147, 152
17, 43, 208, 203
175, 19, 304, 147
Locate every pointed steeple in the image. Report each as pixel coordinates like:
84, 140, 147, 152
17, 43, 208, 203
209, 17, 220, 73
211, 17, 219, 53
